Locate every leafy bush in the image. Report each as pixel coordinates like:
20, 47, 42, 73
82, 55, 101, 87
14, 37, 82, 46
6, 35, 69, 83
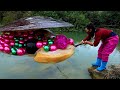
0, 11, 120, 31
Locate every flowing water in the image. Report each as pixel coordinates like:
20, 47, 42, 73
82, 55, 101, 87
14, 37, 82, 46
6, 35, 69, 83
0, 31, 120, 79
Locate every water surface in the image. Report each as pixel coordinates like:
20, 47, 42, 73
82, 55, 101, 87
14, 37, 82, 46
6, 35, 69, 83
0, 31, 120, 79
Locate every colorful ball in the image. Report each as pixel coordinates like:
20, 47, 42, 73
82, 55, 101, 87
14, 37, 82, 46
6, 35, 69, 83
17, 48, 25, 56
11, 48, 17, 55
18, 44, 23, 48
3, 43, 9, 47
14, 47, 18, 51
42, 41, 47, 46
19, 40, 24, 44
28, 35, 34, 39
0, 44, 4, 51
10, 40, 15, 46
48, 41, 53, 45
9, 35, 14, 39
9, 32, 14, 36
23, 32, 28, 37
68, 38, 74, 45
3, 34, 8, 38
15, 39, 19, 43
48, 39, 52, 42
15, 32, 21, 37
14, 37, 17, 40
50, 44, 57, 51
4, 46, 11, 54
4, 38, 10, 44
54, 34, 68, 49
0, 35, 3, 39
38, 36, 41, 38
18, 48, 26, 54
19, 37, 24, 40
22, 48, 26, 54
36, 41, 43, 48
15, 43, 19, 47
0, 39, 5, 44
10, 39, 14, 42
43, 45, 49, 52
24, 38, 28, 42
18, 32, 22, 35
38, 37, 42, 40
24, 43, 26, 47
29, 31, 34, 35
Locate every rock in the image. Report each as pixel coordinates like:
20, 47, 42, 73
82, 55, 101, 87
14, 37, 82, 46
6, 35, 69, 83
88, 64, 120, 79
88, 66, 108, 79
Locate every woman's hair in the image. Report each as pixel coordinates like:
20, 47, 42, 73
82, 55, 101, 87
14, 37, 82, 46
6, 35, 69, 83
86, 23, 96, 38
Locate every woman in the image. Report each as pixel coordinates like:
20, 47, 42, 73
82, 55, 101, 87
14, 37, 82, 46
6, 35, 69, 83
77, 23, 119, 71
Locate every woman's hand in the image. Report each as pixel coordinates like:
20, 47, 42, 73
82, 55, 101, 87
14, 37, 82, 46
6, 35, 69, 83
84, 41, 88, 44
84, 41, 93, 46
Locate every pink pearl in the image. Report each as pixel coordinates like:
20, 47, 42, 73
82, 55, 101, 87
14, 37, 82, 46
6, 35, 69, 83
23, 32, 28, 37
42, 41, 47, 46
0, 45, 4, 51
9, 32, 14, 35
36, 41, 43, 48
29, 31, 34, 34
15, 32, 21, 37
0, 39, 5, 44
9, 35, 14, 39
3, 34, 9, 38
50, 44, 57, 51
18, 32, 21, 35
17, 48, 25, 56
4, 38, 10, 44
22, 48, 26, 54
24, 38, 28, 42
10, 39, 14, 42
0, 36, 3, 39
4, 46, 11, 54
19, 40, 24, 44
10, 41, 15, 46
4, 43, 9, 47
68, 38, 74, 45
28, 35, 34, 39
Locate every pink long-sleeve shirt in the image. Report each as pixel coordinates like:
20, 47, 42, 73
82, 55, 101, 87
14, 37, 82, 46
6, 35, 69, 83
83, 28, 113, 46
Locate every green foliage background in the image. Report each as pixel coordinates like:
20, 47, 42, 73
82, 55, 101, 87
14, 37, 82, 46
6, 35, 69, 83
0, 11, 120, 32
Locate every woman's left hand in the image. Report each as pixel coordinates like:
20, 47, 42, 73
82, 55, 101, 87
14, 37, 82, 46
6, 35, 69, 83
83, 41, 88, 44
84, 41, 93, 46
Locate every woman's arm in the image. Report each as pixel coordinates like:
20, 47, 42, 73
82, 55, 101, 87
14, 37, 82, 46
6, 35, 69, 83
83, 35, 91, 41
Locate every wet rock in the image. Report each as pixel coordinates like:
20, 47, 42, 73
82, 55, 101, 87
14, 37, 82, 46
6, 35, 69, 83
88, 64, 120, 79
88, 66, 108, 79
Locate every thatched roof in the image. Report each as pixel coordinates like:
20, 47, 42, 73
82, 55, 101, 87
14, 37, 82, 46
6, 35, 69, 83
0, 16, 74, 32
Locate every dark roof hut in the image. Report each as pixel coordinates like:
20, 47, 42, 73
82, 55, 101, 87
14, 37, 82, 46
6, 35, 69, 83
0, 16, 73, 31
